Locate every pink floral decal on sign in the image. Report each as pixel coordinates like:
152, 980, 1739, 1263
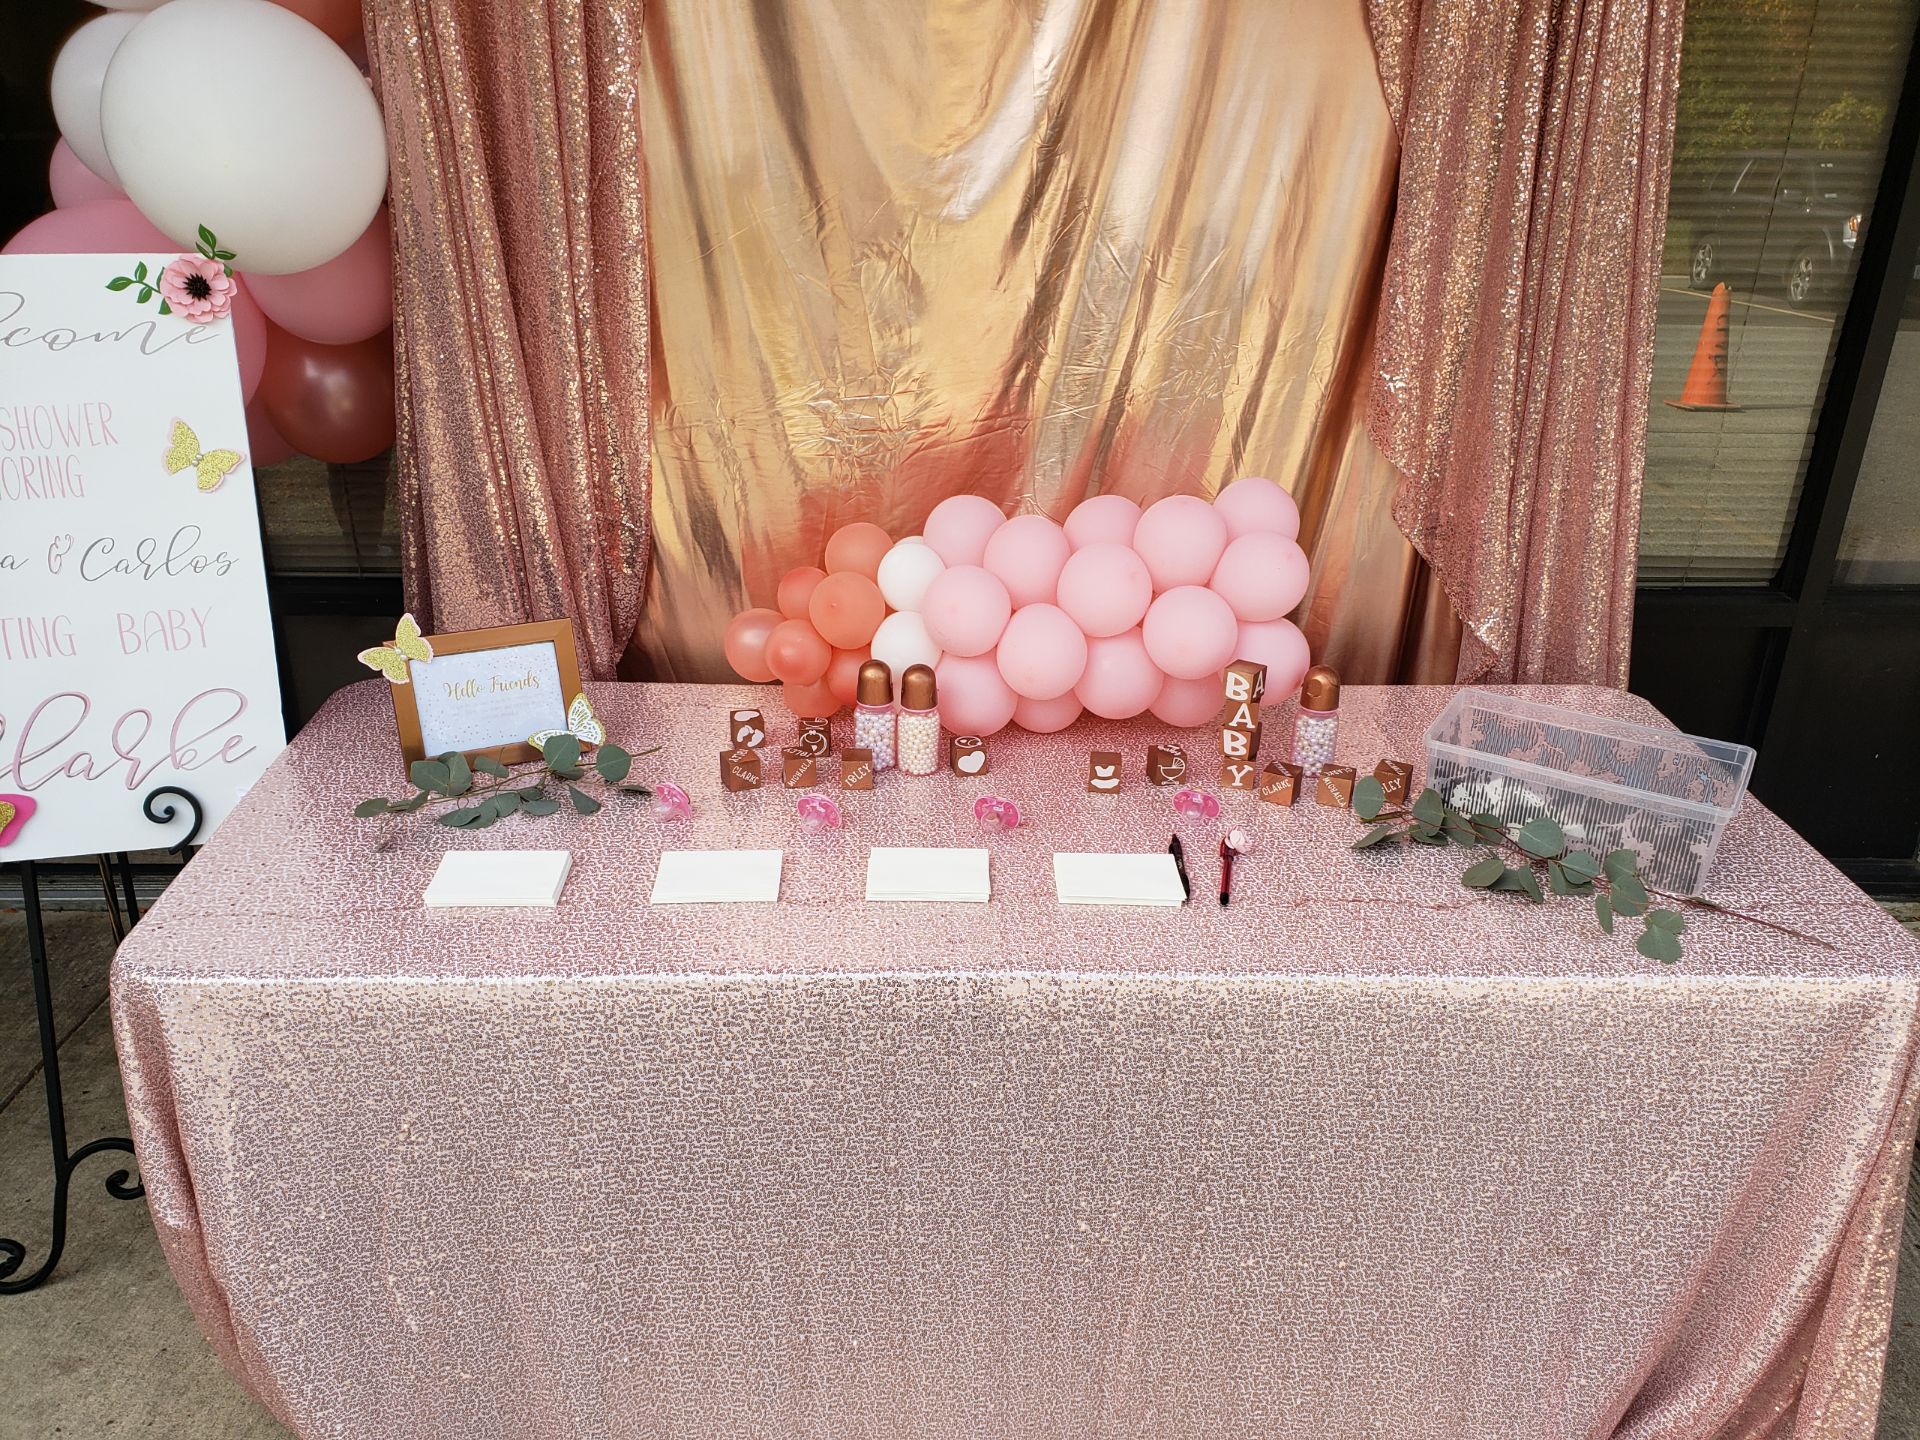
0, 795, 38, 848
158, 256, 235, 323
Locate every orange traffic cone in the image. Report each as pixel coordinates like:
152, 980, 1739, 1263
1665, 282, 1741, 411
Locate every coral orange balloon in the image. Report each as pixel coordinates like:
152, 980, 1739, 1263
823, 522, 893, 579
722, 607, 783, 683
765, 619, 832, 686
809, 571, 886, 648
782, 677, 840, 717
777, 565, 827, 621
826, 646, 870, 707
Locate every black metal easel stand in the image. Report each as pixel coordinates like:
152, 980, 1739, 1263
0, 787, 203, 1294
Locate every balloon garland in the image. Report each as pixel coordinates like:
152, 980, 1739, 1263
8, 0, 395, 466
724, 478, 1313, 737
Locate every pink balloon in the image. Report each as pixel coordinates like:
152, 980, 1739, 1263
1012, 691, 1084, 733
935, 653, 1019, 737
982, 514, 1072, 608
1210, 532, 1311, 622
244, 208, 393, 346
245, 394, 297, 466
49, 139, 121, 208
1214, 475, 1301, 540
1064, 493, 1143, 550
995, 603, 1088, 701
1150, 673, 1225, 728
724, 607, 784, 683
1132, 494, 1229, 591
765, 618, 832, 686
1074, 628, 1163, 720
4, 201, 266, 401
1056, 542, 1152, 637
1142, 586, 1239, 680
923, 494, 1007, 567
921, 564, 1013, 658
1233, 618, 1313, 704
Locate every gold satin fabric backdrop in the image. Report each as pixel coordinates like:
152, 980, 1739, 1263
635, 0, 1460, 683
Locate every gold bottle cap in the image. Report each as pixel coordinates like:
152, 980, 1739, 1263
857, 659, 894, 707
901, 663, 937, 711
1300, 664, 1340, 711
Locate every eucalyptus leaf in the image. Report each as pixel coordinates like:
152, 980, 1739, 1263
443, 752, 473, 796
468, 810, 499, 830
1515, 817, 1565, 859
1645, 908, 1685, 935
1595, 893, 1615, 934
391, 790, 432, 813
567, 784, 602, 816
1546, 859, 1573, 897
353, 797, 391, 817
522, 798, 561, 816
1603, 848, 1639, 882
1408, 824, 1447, 846
1636, 925, 1682, 963
595, 743, 633, 785
1560, 850, 1600, 882
1461, 856, 1505, 888
410, 759, 451, 794
1352, 824, 1400, 850
542, 734, 582, 771
548, 763, 583, 782
1352, 776, 1385, 822
515, 785, 547, 802
438, 806, 484, 828
473, 755, 510, 779
1412, 789, 1445, 827
1611, 874, 1649, 917
1492, 866, 1544, 903
1442, 819, 1478, 847
1469, 812, 1505, 842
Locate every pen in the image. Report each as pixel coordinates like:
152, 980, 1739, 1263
1167, 834, 1190, 903
1218, 836, 1234, 907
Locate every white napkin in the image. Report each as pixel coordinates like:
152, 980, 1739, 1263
424, 850, 572, 908
1052, 851, 1187, 906
650, 849, 783, 904
865, 847, 991, 903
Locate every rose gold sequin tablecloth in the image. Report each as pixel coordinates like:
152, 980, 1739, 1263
111, 682, 1920, 1440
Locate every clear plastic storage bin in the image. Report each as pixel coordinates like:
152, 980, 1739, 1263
1422, 690, 1756, 897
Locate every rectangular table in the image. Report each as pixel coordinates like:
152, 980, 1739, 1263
112, 681, 1920, 1439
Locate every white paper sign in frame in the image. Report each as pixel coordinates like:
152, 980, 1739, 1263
0, 254, 286, 863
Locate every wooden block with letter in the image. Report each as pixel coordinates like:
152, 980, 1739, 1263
1219, 723, 1262, 761
839, 748, 875, 790
1316, 764, 1357, 808
780, 748, 818, 788
949, 735, 989, 776
1221, 698, 1260, 732
721, 748, 762, 792
1221, 759, 1259, 791
1373, 759, 1414, 805
1260, 760, 1301, 807
1222, 660, 1267, 705
796, 717, 832, 757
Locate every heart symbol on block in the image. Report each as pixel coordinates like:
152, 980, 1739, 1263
0, 795, 37, 847
956, 751, 986, 775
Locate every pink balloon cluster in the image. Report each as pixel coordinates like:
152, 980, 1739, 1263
917, 481, 1312, 737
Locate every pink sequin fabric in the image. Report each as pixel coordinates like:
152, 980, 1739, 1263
112, 682, 1920, 1439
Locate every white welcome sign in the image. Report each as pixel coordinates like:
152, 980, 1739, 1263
0, 254, 285, 862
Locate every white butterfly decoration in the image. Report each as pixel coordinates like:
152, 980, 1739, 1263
529, 693, 606, 753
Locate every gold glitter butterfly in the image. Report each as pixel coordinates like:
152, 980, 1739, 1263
163, 419, 244, 493
529, 693, 605, 753
356, 613, 434, 684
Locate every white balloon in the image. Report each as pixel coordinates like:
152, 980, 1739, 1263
94, 0, 171, 8
51, 14, 142, 189
876, 537, 946, 613
870, 611, 943, 678
101, 0, 388, 275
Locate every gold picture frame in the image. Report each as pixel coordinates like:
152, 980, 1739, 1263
385, 618, 584, 770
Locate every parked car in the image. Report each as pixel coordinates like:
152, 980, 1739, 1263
1674, 149, 1874, 306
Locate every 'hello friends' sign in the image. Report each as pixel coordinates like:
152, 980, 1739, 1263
0, 254, 285, 861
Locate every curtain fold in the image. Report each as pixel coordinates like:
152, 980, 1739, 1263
1364, 0, 1686, 684
366, 0, 651, 679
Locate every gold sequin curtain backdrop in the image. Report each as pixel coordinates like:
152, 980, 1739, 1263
636, 0, 1460, 683
1367, 0, 1685, 684
366, 0, 651, 679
